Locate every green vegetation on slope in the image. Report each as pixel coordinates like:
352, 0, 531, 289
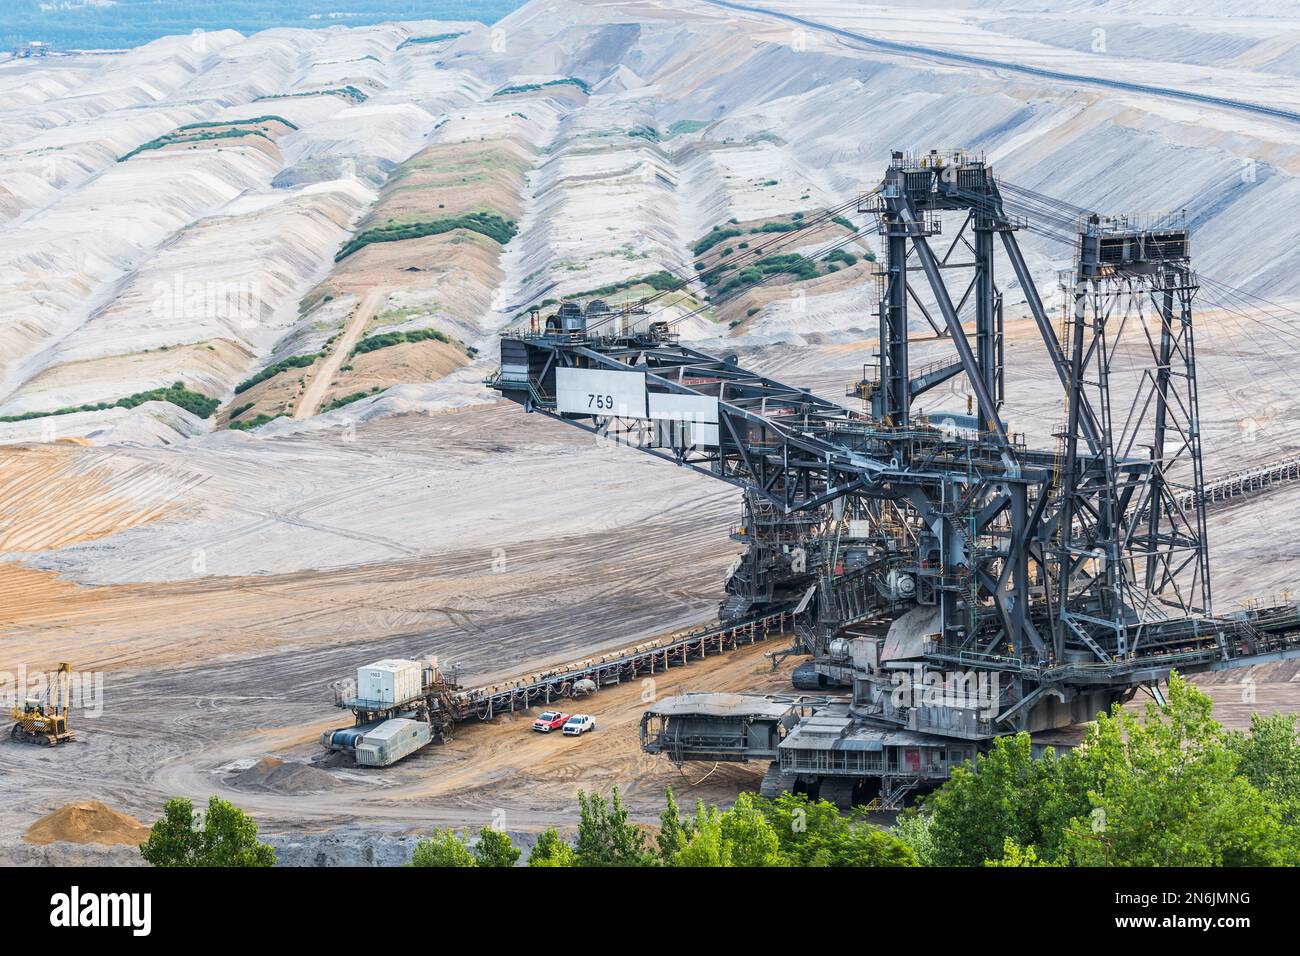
563, 270, 678, 302
233, 353, 322, 394
119, 126, 279, 162
710, 253, 820, 296
324, 388, 383, 411
335, 211, 518, 261
255, 85, 368, 104
0, 381, 218, 422
493, 77, 591, 97
693, 227, 743, 256
694, 212, 875, 301
667, 119, 709, 137
175, 116, 297, 132
397, 32, 467, 49
350, 327, 467, 356
228, 413, 286, 431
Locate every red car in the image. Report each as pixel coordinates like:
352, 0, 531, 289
532, 710, 570, 733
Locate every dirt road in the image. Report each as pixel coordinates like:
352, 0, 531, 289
294, 287, 386, 419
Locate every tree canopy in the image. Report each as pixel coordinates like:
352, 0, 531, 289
575, 788, 653, 866
907, 673, 1300, 866
409, 829, 475, 867
139, 796, 275, 867
473, 827, 521, 867
528, 829, 577, 867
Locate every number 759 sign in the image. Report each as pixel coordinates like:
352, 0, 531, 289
556, 367, 647, 417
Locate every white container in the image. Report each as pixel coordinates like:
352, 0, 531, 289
355, 718, 432, 767
845, 520, 875, 540
356, 659, 422, 705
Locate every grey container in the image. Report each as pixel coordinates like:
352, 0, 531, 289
354, 718, 432, 767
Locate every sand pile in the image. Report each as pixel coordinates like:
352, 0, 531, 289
229, 756, 340, 794
24, 800, 150, 846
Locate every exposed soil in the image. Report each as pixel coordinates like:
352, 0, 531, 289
354, 138, 531, 228
24, 800, 149, 847
324, 339, 469, 409
295, 288, 387, 419
0, 443, 203, 552
227, 756, 341, 795
12, 338, 253, 420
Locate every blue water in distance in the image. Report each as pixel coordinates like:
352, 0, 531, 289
1, 1, 529, 51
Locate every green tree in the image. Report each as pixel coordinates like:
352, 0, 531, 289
718, 791, 782, 866
1063, 674, 1287, 866
140, 796, 275, 867
1232, 712, 1300, 864
835, 817, 917, 867
892, 809, 937, 866
528, 829, 577, 867
919, 672, 1294, 866
923, 734, 1071, 866
656, 787, 691, 862
758, 792, 845, 866
1230, 712, 1300, 825
139, 798, 202, 867
984, 838, 1055, 867
409, 829, 475, 867
473, 827, 521, 867
758, 792, 914, 866
673, 802, 730, 867
574, 788, 651, 866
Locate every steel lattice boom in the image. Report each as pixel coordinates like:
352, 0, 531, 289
487, 149, 1300, 804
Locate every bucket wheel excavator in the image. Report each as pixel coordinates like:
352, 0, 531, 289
487, 149, 1300, 806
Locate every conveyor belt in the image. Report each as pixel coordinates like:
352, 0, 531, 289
1192, 455, 1300, 510
338, 608, 796, 727
444, 608, 795, 721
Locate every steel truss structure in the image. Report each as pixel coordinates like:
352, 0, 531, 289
488, 149, 1300, 799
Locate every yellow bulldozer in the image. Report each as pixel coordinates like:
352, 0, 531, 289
10, 662, 76, 747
